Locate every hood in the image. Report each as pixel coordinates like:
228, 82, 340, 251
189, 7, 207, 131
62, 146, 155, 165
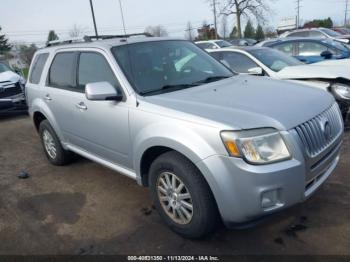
0, 71, 21, 84
142, 76, 334, 131
275, 64, 350, 81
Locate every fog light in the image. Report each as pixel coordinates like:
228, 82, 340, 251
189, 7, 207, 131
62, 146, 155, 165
261, 189, 282, 209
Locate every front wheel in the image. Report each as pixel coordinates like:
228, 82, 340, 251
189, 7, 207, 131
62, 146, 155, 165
39, 120, 73, 166
149, 151, 219, 238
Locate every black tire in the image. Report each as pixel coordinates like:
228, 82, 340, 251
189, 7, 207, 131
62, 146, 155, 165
39, 120, 72, 166
149, 151, 219, 238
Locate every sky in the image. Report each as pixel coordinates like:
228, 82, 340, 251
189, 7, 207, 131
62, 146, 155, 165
0, 0, 347, 45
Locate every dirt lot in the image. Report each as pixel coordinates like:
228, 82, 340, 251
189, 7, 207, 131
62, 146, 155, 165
0, 115, 349, 255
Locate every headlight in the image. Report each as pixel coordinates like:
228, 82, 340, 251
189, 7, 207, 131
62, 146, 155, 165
221, 128, 291, 164
332, 83, 350, 99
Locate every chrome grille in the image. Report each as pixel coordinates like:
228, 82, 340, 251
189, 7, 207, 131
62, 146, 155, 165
295, 104, 343, 157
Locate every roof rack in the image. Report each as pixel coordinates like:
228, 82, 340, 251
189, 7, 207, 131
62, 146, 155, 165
46, 33, 153, 47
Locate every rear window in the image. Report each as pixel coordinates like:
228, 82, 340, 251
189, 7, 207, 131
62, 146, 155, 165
48, 52, 77, 89
29, 53, 49, 84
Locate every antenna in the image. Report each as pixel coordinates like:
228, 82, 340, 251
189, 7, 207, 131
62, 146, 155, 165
118, 0, 127, 36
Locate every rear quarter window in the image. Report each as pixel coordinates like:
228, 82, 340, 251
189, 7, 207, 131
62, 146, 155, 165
29, 53, 49, 84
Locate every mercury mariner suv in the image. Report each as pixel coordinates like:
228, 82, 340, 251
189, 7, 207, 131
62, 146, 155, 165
26, 35, 344, 238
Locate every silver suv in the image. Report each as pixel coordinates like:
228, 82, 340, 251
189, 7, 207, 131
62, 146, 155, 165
26, 35, 344, 238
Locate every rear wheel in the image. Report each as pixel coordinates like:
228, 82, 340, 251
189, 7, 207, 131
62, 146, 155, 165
39, 120, 72, 166
149, 151, 219, 238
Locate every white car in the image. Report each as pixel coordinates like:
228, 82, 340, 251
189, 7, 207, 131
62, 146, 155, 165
209, 47, 350, 126
280, 27, 350, 44
0, 62, 27, 113
195, 40, 232, 51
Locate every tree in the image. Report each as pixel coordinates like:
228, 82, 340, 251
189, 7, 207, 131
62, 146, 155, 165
244, 20, 255, 38
255, 24, 265, 41
145, 25, 168, 37
69, 24, 86, 38
264, 26, 277, 38
196, 22, 219, 40
19, 44, 37, 66
220, 0, 272, 38
185, 22, 195, 41
221, 15, 229, 39
0, 26, 11, 54
303, 17, 333, 29
47, 30, 59, 42
229, 26, 238, 38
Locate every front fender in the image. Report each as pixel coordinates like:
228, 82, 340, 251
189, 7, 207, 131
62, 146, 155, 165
133, 122, 224, 179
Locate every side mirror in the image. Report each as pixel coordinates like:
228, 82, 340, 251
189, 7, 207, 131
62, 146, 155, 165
320, 50, 333, 59
85, 82, 123, 101
248, 67, 263, 75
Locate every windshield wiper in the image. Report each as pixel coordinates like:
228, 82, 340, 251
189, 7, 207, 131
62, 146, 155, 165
192, 76, 231, 85
140, 83, 199, 96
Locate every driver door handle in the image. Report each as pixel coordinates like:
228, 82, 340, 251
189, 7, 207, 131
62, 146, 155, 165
76, 102, 88, 111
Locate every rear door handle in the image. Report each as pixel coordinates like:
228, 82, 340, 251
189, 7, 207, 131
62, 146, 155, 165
76, 102, 87, 111
45, 94, 52, 101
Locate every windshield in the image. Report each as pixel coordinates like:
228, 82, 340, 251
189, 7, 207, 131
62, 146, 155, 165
0, 63, 11, 73
248, 48, 303, 72
215, 40, 232, 48
322, 39, 350, 52
112, 40, 234, 96
320, 28, 342, 37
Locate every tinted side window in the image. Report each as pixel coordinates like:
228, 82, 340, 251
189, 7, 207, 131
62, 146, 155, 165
273, 42, 294, 55
29, 53, 49, 84
287, 31, 309, 37
221, 52, 257, 73
49, 52, 77, 89
78, 52, 119, 91
210, 52, 222, 61
309, 31, 325, 38
297, 41, 328, 56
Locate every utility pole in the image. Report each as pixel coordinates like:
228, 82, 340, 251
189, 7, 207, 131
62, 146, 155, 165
345, 0, 349, 27
296, 0, 301, 29
89, 0, 99, 37
212, 0, 218, 39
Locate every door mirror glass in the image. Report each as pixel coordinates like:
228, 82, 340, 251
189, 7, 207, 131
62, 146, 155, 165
320, 50, 333, 59
248, 67, 263, 75
85, 82, 123, 101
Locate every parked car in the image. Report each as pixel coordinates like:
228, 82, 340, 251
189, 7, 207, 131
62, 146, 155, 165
333, 27, 350, 35
280, 27, 350, 44
0, 62, 27, 114
26, 36, 343, 238
229, 38, 257, 46
258, 38, 350, 64
195, 40, 232, 50
209, 47, 350, 127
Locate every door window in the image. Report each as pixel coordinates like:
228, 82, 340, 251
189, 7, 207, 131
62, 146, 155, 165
78, 52, 119, 91
221, 52, 258, 73
297, 41, 328, 56
48, 52, 78, 90
272, 42, 294, 55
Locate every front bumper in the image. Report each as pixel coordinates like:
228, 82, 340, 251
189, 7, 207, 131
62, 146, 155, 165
0, 93, 27, 113
196, 130, 342, 226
